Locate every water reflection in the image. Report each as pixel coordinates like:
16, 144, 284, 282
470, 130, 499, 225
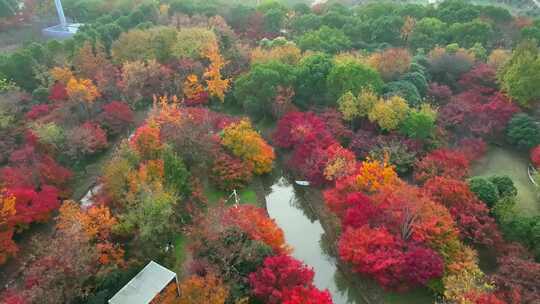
265, 176, 365, 304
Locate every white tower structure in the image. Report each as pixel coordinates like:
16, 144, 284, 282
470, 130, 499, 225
42, 0, 81, 39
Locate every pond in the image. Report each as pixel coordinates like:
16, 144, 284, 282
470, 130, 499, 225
265, 176, 434, 304
472, 146, 539, 216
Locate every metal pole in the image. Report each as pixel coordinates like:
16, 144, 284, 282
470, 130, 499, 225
54, 0, 67, 28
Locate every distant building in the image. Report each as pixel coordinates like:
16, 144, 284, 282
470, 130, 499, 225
108, 261, 179, 304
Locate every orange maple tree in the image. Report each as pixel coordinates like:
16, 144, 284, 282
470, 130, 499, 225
355, 157, 399, 193
0, 189, 17, 265
66, 77, 100, 104
224, 205, 290, 254
130, 123, 163, 160
203, 41, 230, 102
175, 274, 229, 304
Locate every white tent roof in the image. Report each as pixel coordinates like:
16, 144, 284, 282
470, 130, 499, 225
108, 261, 177, 304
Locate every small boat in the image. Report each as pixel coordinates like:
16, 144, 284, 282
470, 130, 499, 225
295, 180, 310, 186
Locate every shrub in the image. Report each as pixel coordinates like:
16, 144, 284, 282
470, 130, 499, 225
414, 149, 469, 183
488, 175, 517, 198
210, 152, 253, 191
507, 113, 540, 149
468, 177, 499, 208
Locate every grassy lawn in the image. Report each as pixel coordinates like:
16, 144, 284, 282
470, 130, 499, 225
173, 234, 187, 271
204, 183, 258, 206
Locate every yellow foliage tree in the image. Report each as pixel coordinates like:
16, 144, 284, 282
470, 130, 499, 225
401, 16, 416, 41
221, 120, 275, 175
203, 42, 230, 102
368, 95, 410, 131
355, 157, 399, 193
50, 67, 75, 84
487, 49, 511, 71
337, 91, 359, 121
358, 88, 379, 117
177, 274, 228, 304
183, 74, 205, 100
66, 77, 100, 104
251, 43, 302, 65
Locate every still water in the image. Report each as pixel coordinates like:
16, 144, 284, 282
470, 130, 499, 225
265, 176, 435, 304
265, 177, 361, 304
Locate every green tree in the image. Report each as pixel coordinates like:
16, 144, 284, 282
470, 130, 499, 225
327, 60, 383, 100
0, 0, 18, 18
294, 53, 334, 108
234, 61, 296, 120
383, 80, 421, 107
297, 26, 352, 54
408, 17, 448, 50
263, 8, 285, 34
400, 104, 437, 139
337, 91, 359, 122
291, 14, 322, 34
498, 41, 540, 107
488, 175, 517, 198
449, 20, 492, 49
436, 0, 480, 24
506, 113, 540, 149
163, 147, 191, 198
468, 176, 500, 207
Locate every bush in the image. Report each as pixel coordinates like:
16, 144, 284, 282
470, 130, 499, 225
210, 152, 253, 191
468, 177, 499, 208
383, 81, 421, 107
488, 175, 517, 198
507, 113, 540, 149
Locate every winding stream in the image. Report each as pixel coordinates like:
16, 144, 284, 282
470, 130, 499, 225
265, 177, 364, 304
265, 175, 435, 304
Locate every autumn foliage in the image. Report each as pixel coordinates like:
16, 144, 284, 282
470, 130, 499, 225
224, 205, 289, 254
249, 254, 331, 304
531, 145, 540, 168
177, 274, 229, 304
338, 226, 444, 290
0, 189, 17, 264
98, 101, 134, 135
414, 149, 470, 183
423, 177, 503, 246
221, 120, 274, 175
130, 123, 163, 160
203, 41, 230, 102
210, 152, 253, 191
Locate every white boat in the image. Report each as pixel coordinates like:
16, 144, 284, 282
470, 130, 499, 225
295, 180, 310, 186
